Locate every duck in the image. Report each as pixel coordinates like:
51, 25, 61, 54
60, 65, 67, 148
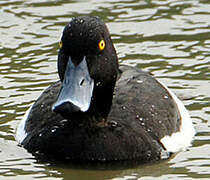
16, 16, 195, 162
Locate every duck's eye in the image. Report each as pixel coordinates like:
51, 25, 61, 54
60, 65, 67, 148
98, 40, 105, 51
59, 41, 63, 49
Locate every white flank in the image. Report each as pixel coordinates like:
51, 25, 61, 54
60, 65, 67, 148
16, 105, 32, 144
158, 80, 195, 153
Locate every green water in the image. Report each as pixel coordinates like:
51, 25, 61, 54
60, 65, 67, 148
0, 0, 210, 179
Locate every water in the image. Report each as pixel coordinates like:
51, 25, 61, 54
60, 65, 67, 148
0, 0, 210, 179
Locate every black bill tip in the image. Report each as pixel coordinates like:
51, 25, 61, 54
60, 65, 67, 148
52, 101, 80, 115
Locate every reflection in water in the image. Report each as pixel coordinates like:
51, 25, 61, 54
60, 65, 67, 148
0, 0, 210, 179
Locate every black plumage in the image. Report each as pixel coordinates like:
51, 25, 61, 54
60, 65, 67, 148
18, 16, 182, 162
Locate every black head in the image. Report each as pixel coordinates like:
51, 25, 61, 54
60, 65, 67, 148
58, 16, 118, 82
53, 16, 119, 118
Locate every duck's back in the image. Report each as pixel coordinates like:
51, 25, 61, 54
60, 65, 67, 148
107, 65, 181, 159
17, 65, 193, 161
111, 65, 181, 138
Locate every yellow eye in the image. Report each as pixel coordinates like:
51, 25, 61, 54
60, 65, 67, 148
98, 40, 105, 51
59, 41, 63, 49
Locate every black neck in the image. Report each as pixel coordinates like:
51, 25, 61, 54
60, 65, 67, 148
89, 81, 116, 119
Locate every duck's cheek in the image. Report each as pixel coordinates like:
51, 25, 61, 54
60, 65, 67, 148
52, 56, 94, 115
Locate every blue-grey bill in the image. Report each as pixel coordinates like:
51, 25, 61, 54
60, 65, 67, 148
52, 56, 94, 112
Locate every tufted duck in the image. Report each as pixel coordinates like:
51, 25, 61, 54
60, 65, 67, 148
16, 16, 195, 162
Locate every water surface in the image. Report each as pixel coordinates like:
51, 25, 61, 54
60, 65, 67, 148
0, 0, 210, 179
